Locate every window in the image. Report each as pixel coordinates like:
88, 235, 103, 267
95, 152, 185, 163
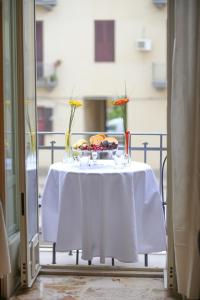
37, 106, 53, 146
95, 20, 115, 62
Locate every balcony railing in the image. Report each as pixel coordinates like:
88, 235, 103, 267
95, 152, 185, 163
152, 63, 167, 90
36, 62, 58, 91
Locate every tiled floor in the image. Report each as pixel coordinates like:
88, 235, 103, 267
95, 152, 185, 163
10, 275, 178, 300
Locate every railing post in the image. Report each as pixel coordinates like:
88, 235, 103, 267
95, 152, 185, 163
50, 140, 56, 264
159, 135, 163, 194
50, 140, 56, 164
161, 156, 167, 217
143, 142, 148, 163
129, 134, 132, 160
143, 141, 148, 267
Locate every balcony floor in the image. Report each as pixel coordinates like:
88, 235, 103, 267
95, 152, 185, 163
40, 248, 166, 269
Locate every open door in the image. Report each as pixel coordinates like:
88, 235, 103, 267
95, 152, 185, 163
0, 0, 39, 297
19, 0, 40, 288
0, 0, 21, 297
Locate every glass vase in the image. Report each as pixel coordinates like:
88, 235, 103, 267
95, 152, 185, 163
124, 130, 131, 164
63, 131, 73, 163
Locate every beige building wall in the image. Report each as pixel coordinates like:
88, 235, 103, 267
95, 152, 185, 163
36, 0, 167, 178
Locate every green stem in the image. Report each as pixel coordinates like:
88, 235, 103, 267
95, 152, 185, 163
68, 106, 74, 132
69, 107, 76, 133
26, 109, 35, 152
26, 110, 32, 135
66, 106, 77, 150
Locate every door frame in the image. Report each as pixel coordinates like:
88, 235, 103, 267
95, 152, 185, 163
17, 0, 40, 288
0, 0, 5, 207
0, 0, 21, 298
0, 0, 40, 297
166, 0, 176, 292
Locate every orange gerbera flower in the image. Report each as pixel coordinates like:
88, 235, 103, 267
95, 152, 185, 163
113, 97, 129, 106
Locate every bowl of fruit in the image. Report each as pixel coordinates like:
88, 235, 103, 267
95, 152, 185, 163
73, 134, 118, 160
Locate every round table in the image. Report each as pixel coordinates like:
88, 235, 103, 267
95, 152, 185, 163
42, 160, 166, 263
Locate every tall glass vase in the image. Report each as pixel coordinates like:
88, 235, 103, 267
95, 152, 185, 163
63, 130, 73, 163
124, 130, 131, 163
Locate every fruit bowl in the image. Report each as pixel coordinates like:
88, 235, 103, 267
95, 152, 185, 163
73, 134, 118, 160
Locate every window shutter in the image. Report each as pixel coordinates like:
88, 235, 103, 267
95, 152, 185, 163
44, 108, 53, 131
95, 20, 115, 62
37, 107, 53, 146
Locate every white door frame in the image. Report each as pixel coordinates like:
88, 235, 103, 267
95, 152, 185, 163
17, 0, 40, 288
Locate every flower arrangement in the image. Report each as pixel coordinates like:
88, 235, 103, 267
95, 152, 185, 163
112, 97, 129, 133
65, 99, 82, 154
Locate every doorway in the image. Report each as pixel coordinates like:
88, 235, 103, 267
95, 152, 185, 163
84, 98, 107, 132
36, 0, 168, 274
0, 0, 171, 298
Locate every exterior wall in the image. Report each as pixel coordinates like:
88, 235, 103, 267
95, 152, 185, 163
36, 0, 167, 179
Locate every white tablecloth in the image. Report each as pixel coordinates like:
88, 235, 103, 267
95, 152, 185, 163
42, 161, 166, 263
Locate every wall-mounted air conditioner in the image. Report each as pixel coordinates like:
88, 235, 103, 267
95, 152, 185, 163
153, 0, 167, 8
35, 0, 57, 10
136, 39, 152, 52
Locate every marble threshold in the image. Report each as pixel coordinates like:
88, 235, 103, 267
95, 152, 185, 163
10, 275, 179, 300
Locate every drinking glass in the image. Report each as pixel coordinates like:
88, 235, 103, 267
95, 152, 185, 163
92, 151, 98, 164
79, 155, 90, 168
113, 150, 124, 168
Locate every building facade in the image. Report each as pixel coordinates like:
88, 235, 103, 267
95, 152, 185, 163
36, 0, 167, 141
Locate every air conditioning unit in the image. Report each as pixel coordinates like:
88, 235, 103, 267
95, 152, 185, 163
136, 39, 152, 52
153, 0, 167, 8
35, 0, 57, 10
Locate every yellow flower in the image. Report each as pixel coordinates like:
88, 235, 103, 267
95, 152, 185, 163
69, 100, 82, 107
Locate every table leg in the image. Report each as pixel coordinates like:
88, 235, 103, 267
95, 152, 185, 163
52, 243, 56, 264
112, 258, 115, 266
76, 250, 79, 265
144, 254, 148, 267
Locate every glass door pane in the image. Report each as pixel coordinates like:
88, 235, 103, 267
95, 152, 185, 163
21, 0, 40, 286
2, 0, 20, 297
24, 2, 38, 242
3, 0, 19, 238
